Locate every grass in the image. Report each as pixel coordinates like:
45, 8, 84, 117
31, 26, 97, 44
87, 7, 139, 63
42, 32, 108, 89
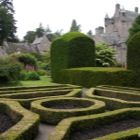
20, 75, 57, 86
0, 75, 57, 87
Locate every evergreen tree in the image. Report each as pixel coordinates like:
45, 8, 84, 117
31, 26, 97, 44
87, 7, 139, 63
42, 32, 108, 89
126, 15, 140, 44
0, 0, 14, 13
23, 31, 36, 43
35, 23, 45, 37
70, 19, 81, 32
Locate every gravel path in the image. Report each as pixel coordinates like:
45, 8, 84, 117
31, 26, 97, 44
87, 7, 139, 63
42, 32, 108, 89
34, 123, 55, 140
70, 119, 140, 140
0, 112, 15, 134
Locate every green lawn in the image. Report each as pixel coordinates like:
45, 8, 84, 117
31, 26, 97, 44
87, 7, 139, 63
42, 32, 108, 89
20, 75, 58, 86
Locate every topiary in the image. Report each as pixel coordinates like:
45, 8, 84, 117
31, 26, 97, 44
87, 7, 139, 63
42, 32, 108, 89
127, 31, 140, 70
51, 32, 95, 82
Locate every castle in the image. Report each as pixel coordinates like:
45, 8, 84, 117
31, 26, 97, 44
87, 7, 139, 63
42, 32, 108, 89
93, 3, 139, 66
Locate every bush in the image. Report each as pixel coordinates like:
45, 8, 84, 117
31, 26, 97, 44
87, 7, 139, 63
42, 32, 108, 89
20, 70, 40, 81
59, 67, 140, 88
51, 32, 95, 82
14, 53, 37, 68
0, 58, 22, 84
37, 69, 46, 76
127, 31, 140, 70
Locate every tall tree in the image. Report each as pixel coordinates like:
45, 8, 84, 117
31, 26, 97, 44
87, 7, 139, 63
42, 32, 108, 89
23, 31, 36, 43
35, 23, 45, 37
126, 15, 140, 44
0, 8, 17, 45
0, 0, 14, 13
70, 19, 81, 32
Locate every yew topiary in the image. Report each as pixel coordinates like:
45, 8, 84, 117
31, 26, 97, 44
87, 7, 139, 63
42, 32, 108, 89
51, 32, 95, 82
127, 31, 140, 70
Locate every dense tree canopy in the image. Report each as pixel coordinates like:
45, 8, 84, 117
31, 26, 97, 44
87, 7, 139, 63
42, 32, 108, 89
126, 15, 140, 44
70, 19, 81, 32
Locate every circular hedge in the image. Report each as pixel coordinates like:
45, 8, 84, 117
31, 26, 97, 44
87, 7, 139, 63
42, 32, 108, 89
127, 31, 140, 70
31, 97, 105, 124
51, 32, 95, 82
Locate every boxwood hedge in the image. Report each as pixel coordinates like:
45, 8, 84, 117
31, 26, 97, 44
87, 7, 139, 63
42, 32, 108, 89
51, 32, 95, 82
48, 108, 140, 140
0, 100, 39, 140
59, 67, 140, 88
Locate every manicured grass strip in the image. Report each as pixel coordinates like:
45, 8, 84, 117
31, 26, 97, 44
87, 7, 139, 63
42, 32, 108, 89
85, 88, 140, 110
48, 108, 140, 140
31, 97, 105, 124
0, 100, 39, 140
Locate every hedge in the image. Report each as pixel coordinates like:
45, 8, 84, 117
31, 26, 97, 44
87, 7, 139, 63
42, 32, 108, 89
127, 31, 140, 70
1, 89, 82, 109
31, 97, 105, 124
0, 100, 39, 140
59, 67, 140, 88
48, 108, 140, 140
51, 32, 95, 82
85, 88, 140, 110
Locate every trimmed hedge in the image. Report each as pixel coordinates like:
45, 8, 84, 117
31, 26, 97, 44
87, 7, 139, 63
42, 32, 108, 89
48, 108, 140, 140
85, 88, 140, 110
31, 97, 105, 124
127, 31, 140, 70
0, 100, 39, 140
2, 89, 82, 109
59, 67, 140, 88
51, 32, 95, 82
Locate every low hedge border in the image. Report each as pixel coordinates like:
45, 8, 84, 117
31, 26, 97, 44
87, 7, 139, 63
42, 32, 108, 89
31, 97, 105, 124
85, 88, 140, 110
0, 84, 81, 94
97, 85, 140, 92
0, 100, 39, 140
48, 108, 140, 140
2, 89, 82, 109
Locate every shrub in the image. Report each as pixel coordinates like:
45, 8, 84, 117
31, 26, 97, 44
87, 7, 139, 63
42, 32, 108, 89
60, 67, 140, 88
0, 58, 22, 84
37, 69, 46, 76
20, 70, 40, 81
127, 31, 140, 70
51, 32, 95, 82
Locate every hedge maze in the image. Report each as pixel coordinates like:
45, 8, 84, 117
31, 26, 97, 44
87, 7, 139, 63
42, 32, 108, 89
1, 84, 140, 140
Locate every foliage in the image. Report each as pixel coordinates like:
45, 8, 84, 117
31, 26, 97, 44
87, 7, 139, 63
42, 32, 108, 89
0, 0, 14, 13
127, 31, 140, 70
37, 69, 46, 76
51, 32, 95, 82
0, 57, 22, 84
35, 23, 45, 37
95, 43, 117, 67
70, 19, 81, 32
20, 70, 40, 81
23, 31, 36, 43
15, 53, 37, 68
126, 15, 140, 44
60, 67, 140, 88
0, 8, 17, 45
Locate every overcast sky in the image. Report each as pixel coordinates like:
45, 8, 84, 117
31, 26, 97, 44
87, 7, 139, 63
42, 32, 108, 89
13, 0, 140, 40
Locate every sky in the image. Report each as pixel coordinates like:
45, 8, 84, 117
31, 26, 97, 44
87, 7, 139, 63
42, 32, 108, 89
13, 0, 140, 40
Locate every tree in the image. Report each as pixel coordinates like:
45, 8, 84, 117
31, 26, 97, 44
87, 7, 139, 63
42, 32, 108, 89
95, 43, 117, 67
0, 0, 14, 13
35, 23, 45, 37
126, 15, 140, 44
23, 31, 36, 43
0, 8, 17, 45
87, 30, 93, 38
70, 19, 81, 32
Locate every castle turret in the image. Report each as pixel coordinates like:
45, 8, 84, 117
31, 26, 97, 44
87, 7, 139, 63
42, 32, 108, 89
135, 7, 138, 13
105, 13, 110, 27
95, 26, 104, 35
115, 3, 120, 11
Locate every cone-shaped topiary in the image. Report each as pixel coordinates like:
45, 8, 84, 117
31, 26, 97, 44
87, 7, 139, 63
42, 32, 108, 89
127, 31, 140, 70
51, 32, 95, 82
